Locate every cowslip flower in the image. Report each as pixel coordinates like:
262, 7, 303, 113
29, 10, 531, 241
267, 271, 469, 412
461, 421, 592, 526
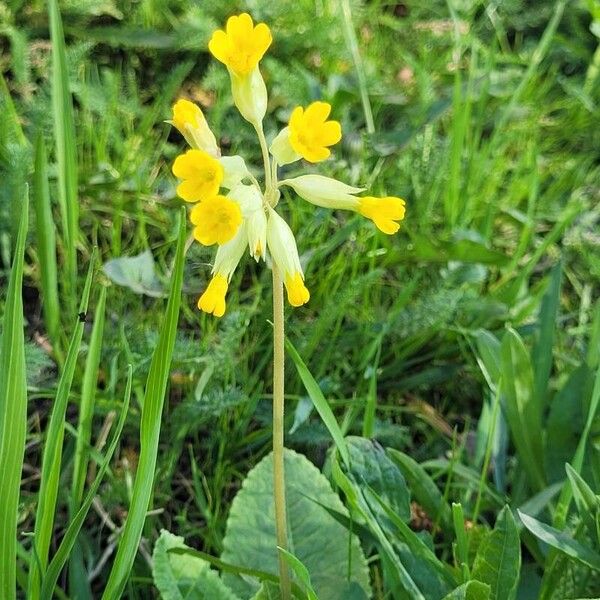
208, 13, 272, 125
169, 13, 406, 318
280, 175, 407, 234
169, 98, 219, 157
271, 102, 342, 165
171, 99, 253, 203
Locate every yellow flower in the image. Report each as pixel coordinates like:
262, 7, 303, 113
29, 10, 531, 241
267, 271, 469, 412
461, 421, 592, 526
266, 208, 310, 307
198, 274, 228, 317
208, 13, 272, 77
288, 102, 342, 163
172, 149, 224, 203
190, 195, 243, 245
170, 99, 219, 156
198, 223, 248, 317
358, 196, 406, 234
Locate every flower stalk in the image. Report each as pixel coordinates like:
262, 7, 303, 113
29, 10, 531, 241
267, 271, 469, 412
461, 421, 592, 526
272, 265, 292, 600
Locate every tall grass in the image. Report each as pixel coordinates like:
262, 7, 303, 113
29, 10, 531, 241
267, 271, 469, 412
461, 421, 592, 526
0, 192, 28, 600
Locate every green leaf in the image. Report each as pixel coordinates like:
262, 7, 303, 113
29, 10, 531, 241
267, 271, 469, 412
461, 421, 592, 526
532, 263, 561, 411
40, 367, 132, 600
49, 0, 79, 306
153, 531, 241, 600
102, 209, 186, 599
33, 134, 60, 351
277, 549, 319, 600
221, 449, 371, 600
28, 249, 96, 600
443, 581, 491, 600
565, 464, 600, 533
518, 510, 600, 571
472, 506, 521, 600
345, 437, 410, 521
103, 250, 165, 298
387, 448, 452, 527
500, 328, 545, 490
285, 338, 349, 467
0, 191, 28, 600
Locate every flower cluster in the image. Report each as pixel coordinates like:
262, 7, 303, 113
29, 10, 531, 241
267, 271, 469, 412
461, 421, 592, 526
170, 13, 406, 317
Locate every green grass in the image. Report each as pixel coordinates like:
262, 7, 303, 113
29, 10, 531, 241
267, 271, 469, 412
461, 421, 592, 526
1, 0, 599, 598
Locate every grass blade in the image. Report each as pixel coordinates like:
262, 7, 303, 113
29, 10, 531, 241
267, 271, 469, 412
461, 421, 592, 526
500, 328, 545, 490
101, 209, 186, 599
27, 250, 96, 600
49, 0, 79, 308
33, 133, 60, 354
532, 262, 562, 413
40, 366, 133, 600
285, 337, 350, 467
0, 190, 29, 600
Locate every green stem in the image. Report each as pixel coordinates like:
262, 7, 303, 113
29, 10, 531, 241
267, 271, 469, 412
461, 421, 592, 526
272, 266, 292, 600
255, 123, 272, 193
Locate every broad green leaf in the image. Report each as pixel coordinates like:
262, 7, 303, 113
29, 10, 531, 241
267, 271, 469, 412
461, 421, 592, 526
153, 531, 240, 600
472, 506, 521, 600
103, 250, 165, 297
443, 581, 491, 600
473, 330, 501, 389
519, 510, 600, 571
102, 210, 186, 599
333, 454, 425, 599
500, 328, 545, 490
0, 191, 28, 600
387, 448, 452, 527
285, 338, 349, 467
345, 437, 410, 522
221, 449, 371, 600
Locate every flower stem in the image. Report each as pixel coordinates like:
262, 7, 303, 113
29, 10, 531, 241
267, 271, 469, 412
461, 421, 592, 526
255, 123, 272, 193
272, 265, 292, 600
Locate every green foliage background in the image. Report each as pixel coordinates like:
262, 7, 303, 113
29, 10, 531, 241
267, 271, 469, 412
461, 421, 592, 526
1, 0, 599, 597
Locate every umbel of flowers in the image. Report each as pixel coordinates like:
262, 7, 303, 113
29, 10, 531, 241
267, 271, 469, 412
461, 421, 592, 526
170, 13, 406, 317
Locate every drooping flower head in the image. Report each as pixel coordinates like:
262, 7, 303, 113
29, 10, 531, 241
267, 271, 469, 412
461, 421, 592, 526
169, 14, 406, 318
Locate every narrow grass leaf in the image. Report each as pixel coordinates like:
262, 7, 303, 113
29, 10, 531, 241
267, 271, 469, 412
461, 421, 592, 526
285, 337, 349, 467
40, 367, 132, 600
277, 548, 319, 600
101, 210, 186, 599
70, 285, 107, 511
518, 510, 600, 571
532, 263, 561, 412
27, 249, 96, 600
0, 191, 29, 600
49, 0, 79, 305
33, 133, 60, 352
553, 364, 600, 529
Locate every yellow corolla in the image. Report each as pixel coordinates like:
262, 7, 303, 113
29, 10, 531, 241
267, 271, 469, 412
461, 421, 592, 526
288, 102, 342, 163
172, 149, 224, 203
280, 175, 406, 235
190, 195, 243, 246
170, 99, 219, 156
357, 197, 406, 234
208, 13, 272, 77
